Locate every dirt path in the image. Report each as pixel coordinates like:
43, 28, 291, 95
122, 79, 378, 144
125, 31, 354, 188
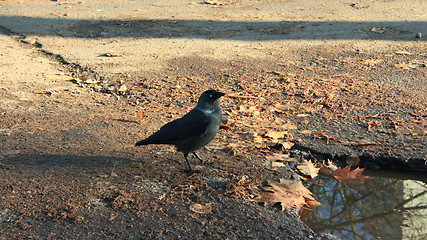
1, 0, 426, 239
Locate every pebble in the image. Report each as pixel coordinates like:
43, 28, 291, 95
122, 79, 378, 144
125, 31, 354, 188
415, 32, 422, 38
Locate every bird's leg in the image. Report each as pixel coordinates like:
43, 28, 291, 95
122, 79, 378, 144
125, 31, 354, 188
183, 153, 193, 171
193, 152, 212, 165
183, 153, 200, 173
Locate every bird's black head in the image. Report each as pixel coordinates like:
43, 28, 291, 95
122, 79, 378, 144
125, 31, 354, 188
197, 90, 225, 109
203, 90, 225, 100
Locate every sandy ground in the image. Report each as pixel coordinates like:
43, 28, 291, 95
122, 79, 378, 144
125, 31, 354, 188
0, 0, 426, 239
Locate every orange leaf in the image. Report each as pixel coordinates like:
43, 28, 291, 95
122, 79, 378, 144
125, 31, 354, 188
219, 123, 231, 130
332, 165, 371, 182
136, 112, 144, 125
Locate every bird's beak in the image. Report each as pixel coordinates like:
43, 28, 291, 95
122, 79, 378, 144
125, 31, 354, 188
213, 91, 225, 99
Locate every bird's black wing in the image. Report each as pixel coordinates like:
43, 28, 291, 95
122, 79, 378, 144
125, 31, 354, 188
136, 108, 210, 145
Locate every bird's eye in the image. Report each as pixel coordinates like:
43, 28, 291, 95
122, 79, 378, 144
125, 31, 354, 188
209, 94, 213, 98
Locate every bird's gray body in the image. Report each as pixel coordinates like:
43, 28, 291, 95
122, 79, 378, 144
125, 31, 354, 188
135, 90, 224, 171
137, 106, 222, 152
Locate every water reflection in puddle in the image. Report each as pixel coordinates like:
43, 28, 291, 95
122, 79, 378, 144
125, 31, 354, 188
302, 170, 427, 240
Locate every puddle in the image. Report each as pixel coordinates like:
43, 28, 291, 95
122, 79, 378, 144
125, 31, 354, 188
302, 170, 427, 240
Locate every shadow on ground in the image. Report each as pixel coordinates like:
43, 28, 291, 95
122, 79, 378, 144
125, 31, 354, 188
0, 16, 425, 41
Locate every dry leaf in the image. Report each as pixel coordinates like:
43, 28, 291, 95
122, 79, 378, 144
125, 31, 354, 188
136, 112, 144, 125
279, 141, 295, 150
281, 123, 298, 130
395, 50, 413, 55
271, 161, 286, 167
269, 103, 291, 113
296, 160, 320, 179
253, 178, 321, 211
394, 62, 419, 70
189, 203, 212, 214
362, 59, 382, 66
332, 165, 371, 182
299, 130, 312, 135
84, 78, 99, 84
117, 84, 128, 93
264, 131, 288, 139
265, 153, 291, 162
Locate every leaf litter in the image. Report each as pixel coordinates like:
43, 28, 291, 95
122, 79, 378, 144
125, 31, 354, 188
128, 49, 425, 215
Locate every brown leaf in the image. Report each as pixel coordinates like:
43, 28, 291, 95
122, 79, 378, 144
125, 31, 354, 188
265, 153, 298, 167
189, 203, 212, 214
332, 165, 371, 182
264, 131, 288, 139
252, 178, 320, 211
296, 160, 320, 178
299, 130, 312, 135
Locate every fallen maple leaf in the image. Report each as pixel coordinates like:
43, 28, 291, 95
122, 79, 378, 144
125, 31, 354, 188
296, 160, 320, 179
252, 178, 320, 211
332, 165, 371, 182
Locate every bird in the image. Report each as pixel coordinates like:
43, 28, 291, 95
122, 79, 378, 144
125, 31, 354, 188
135, 90, 225, 172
